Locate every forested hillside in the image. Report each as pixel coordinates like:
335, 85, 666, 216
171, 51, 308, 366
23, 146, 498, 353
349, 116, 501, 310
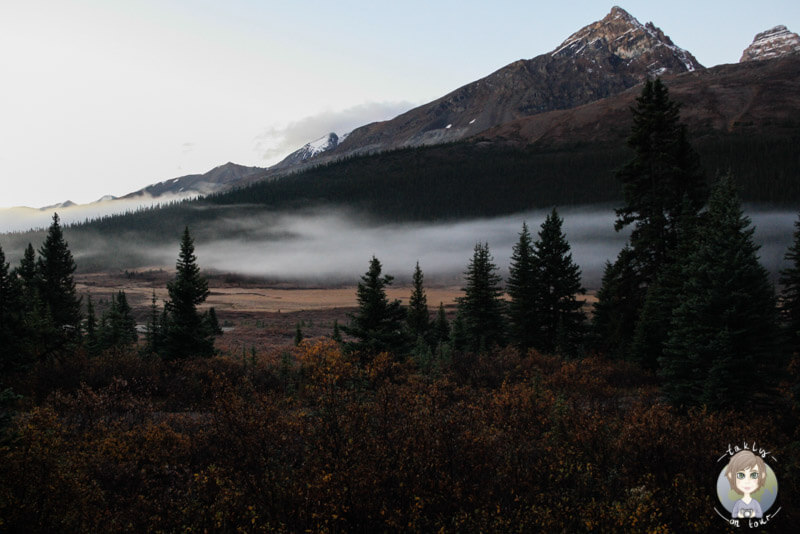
2, 125, 797, 267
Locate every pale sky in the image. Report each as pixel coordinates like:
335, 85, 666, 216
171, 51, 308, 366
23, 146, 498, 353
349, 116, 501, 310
1, 0, 798, 209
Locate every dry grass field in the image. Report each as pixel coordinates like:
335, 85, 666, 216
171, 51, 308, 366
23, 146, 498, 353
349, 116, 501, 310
75, 269, 597, 353
75, 269, 465, 353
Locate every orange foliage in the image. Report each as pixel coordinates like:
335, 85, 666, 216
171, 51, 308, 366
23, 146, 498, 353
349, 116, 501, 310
1, 343, 798, 532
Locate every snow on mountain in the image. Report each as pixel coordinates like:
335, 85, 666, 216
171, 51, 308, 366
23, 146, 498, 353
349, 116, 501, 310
274, 132, 340, 168
292, 6, 703, 164
740, 25, 800, 62
551, 6, 701, 75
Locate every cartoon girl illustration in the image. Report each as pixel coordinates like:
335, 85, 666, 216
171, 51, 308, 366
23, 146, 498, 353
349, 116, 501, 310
725, 450, 767, 518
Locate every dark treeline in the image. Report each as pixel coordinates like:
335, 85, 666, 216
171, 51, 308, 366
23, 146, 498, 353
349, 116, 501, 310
3, 114, 795, 255
207, 144, 626, 221
2, 79, 800, 531
0, 217, 220, 379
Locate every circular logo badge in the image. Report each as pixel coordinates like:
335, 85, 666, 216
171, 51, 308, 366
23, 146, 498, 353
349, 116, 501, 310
716, 450, 778, 521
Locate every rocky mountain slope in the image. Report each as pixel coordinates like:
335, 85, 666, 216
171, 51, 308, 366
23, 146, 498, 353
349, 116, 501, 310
122, 162, 264, 199
476, 53, 800, 149
740, 25, 800, 62
273, 133, 343, 170
294, 7, 700, 163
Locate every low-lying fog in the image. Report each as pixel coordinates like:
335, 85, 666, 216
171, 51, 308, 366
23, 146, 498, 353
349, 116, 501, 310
3, 206, 797, 289
0, 194, 194, 233
132, 206, 798, 289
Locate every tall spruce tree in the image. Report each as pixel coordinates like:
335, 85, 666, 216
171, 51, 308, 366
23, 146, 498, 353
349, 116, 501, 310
162, 227, 215, 359
406, 262, 430, 341
507, 222, 540, 353
660, 175, 782, 409
615, 78, 706, 285
36, 213, 82, 356
341, 256, 409, 360
457, 242, 505, 352
533, 209, 586, 356
595, 78, 706, 357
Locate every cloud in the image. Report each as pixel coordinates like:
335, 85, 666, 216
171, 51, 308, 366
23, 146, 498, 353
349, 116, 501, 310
254, 101, 416, 163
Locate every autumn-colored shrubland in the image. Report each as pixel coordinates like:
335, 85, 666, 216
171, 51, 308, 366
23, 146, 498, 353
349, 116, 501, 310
1, 340, 798, 532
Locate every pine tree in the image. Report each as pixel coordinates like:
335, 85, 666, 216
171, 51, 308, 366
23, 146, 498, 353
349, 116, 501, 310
162, 227, 215, 359
294, 323, 304, 346
341, 256, 409, 361
630, 199, 700, 370
661, 175, 783, 409
85, 294, 100, 356
406, 262, 431, 344
433, 302, 450, 345
36, 213, 82, 356
332, 319, 342, 343
13, 243, 52, 365
534, 209, 586, 356
98, 291, 138, 351
615, 78, 706, 287
15, 243, 37, 298
456, 242, 506, 352
450, 311, 467, 353
206, 307, 223, 336
779, 213, 800, 355
0, 245, 24, 374
507, 222, 540, 353
597, 79, 706, 358
592, 246, 643, 358
142, 290, 161, 356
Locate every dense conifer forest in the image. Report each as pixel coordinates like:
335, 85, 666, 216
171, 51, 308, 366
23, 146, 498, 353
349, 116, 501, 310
3, 117, 798, 259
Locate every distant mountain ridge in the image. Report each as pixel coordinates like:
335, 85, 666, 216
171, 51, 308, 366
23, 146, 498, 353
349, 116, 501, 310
314, 6, 701, 160
41, 9, 800, 209
121, 162, 264, 200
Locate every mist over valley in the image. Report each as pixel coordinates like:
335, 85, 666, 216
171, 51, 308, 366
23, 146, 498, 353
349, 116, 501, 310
3, 206, 796, 289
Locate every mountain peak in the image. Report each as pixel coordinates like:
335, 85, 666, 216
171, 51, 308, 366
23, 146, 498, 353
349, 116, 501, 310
551, 7, 702, 74
608, 5, 636, 22
740, 25, 800, 62
255, 8, 705, 175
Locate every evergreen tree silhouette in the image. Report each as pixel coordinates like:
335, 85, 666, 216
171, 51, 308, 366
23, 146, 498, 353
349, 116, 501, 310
457, 243, 505, 353
661, 175, 782, 409
162, 227, 215, 359
342, 256, 409, 361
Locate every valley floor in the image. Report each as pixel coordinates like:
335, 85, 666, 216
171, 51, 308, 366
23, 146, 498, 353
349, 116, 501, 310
76, 269, 600, 353
76, 270, 465, 352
